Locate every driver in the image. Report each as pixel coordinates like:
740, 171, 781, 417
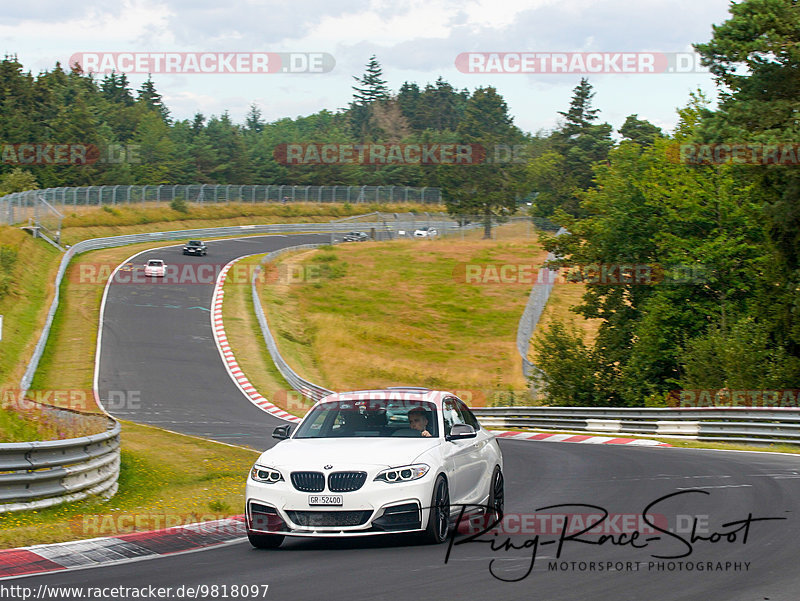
407, 408, 431, 437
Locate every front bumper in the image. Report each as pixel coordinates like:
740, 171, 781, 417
245, 476, 434, 537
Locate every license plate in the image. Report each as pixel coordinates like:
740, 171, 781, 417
308, 495, 343, 506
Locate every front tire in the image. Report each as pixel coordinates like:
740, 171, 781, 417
423, 475, 450, 544
247, 532, 284, 549
487, 467, 504, 524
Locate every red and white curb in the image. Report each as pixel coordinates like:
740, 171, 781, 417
0, 516, 247, 580
493, 431, 670, 446
211, 259, 301, 423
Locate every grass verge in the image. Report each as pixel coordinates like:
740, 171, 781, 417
255, 226, 545, 399
0, 420, 257, 549
59, 202, 434, 245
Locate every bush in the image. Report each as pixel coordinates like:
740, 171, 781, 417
678, 318, 800, 390
170, 197, 189, 213
0, 246, 18, 299
531, 321, 601, 406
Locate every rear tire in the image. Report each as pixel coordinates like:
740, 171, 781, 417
247, 532, 284, 549
423, 475, 450, 544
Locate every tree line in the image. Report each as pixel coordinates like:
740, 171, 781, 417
531, 0, 800, 405
1, 0, 797, 405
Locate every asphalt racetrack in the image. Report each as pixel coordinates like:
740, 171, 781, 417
21, 234, 800, 600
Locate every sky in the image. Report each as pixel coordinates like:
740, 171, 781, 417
1, 0, 735, 136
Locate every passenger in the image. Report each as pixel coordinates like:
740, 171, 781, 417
407, 408, 431, 437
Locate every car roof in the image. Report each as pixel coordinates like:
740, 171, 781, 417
316, 388, 455, 407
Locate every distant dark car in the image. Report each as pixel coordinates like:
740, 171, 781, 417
343, 231, 369, 242
183, 240, 208, 256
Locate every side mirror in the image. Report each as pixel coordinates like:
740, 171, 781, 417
272, 425, 293, 440
446, 423, 477, 441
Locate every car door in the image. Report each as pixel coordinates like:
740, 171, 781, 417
440, 397, 473, 506
456, 401, 496, 504
451, 400, 489, 505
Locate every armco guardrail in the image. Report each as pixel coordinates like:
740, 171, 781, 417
252, 245, 334, 403
0, 405, 120, 513
516, 227, 567, 379
472, 406, 800, 445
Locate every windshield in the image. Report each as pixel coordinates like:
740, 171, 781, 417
187, 241, 202, 246
147, 260, 163, 266
294, 399, 439, 439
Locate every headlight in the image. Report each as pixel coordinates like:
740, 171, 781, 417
250, 465, 284, 483
374, 464, 429, 483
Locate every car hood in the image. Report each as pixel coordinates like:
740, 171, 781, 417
257, 438, 441, 470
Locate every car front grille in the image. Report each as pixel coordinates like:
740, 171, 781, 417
286, 510, 372, 528
328, 471, 367, 492
290, 471, 325, 492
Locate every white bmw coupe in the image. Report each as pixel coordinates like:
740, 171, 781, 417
245, 388, 504, 548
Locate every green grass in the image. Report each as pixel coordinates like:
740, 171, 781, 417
59, 202, 435, 245
0, 227, 61, 390
257, 228, 545, 395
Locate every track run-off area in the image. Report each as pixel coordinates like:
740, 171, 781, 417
11, 234, 800, 601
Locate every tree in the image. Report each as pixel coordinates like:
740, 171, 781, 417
351, 55, 389, 104
527, 79, 613, 218
556, 78, 599, 138
101, 72, 134, 106
619, 114, 663, 146
349, 55, 390, 141
0, 168, 39, 195
245, 103, 265, 134
694, 0, 800, 357
137, 76, 169, 121
439, 87, 524, 238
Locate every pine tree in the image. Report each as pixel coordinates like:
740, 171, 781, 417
351, 55, 389, 105
349, 56, 390, 141
619, 114, 663, 146
101, 72, 134, 106
245, 103, 265, 134
528, 78, 613, 217
137, 76, 169, 121
556, 78, 599, 139
439, 87, 524, 237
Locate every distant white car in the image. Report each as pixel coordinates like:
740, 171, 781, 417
144, 259, 166, 277
245, 388, 504, 549
414, 226, 438, 238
